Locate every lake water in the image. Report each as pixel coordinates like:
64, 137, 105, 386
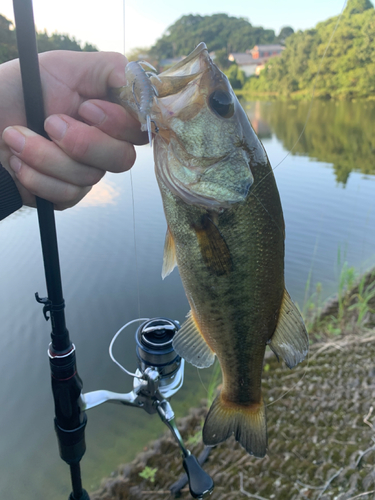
1, 99, 374, 499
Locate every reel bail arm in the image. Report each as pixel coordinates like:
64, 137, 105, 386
83, 318, 214, 499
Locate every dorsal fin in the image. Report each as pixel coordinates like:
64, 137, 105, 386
268, 289, 309, 369
173, 310, 215, 368
162, 227, 177, 279
192, 214, 233, 276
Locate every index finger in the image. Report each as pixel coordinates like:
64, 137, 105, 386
40, 50, 127, 96
78, 99, 148, 145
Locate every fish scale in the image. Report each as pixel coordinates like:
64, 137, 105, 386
116, 42, 309, 458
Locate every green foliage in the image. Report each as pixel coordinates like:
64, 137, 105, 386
348, 272, 375, 324
138, 466, 157, 483
345, 0, 374, 15
0, 14, 17, 63
0, 13, 97, 63
224, 64, 246, 89
36, 32, 98, 53
277, 26, 294, 44
214, 48, 231, 70
302, 254, 375, 338
244, 1, 375, 100
186, 427, 203, 446
149, 13, 277, 60
207, 360, 222, 407
254, 100, 375, 184
336, 257, 356, 321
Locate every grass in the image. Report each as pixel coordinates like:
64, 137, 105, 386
139, 466, 158, 483
206, 359, 222, 408
303, 254, 375, 340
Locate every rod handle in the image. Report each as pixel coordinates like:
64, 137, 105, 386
183, 453, 214, 499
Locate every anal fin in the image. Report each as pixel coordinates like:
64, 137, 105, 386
172, 310, 215, 368
269, 289, 309, 369
162, 227, 177, 279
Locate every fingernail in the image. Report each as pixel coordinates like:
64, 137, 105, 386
2, 127, 26, 154
45, 115, 68, 141
79, 102, 106, 125
9, 155, 22, 174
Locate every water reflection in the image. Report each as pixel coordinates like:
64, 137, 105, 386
1, 100, 375, 500
79, 178, 120, 207
244, 100, 375, 184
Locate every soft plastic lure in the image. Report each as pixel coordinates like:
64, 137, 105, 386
125, 60, 160, 146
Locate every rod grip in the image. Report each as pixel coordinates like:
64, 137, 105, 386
183, 453, 214, 499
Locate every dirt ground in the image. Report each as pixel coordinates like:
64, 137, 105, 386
90, 272, 375, 500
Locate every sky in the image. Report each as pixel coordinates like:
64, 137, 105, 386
2, 0, 347, 55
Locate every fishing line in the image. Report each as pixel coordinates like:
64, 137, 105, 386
123, 0, 141, 319
266, 350, 310, 408
129, 171, 141, 319
252, 0, 348, 193
196, 367, 209, 395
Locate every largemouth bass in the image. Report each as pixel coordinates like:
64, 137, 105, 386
115, 43, 308, 458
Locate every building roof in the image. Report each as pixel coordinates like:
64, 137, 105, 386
228, 53, 269, 66
251, 44, 285, 51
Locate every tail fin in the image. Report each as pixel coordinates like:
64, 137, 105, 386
202, 392, 267, 458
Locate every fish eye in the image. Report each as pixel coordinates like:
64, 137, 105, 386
209, 90, 235, 118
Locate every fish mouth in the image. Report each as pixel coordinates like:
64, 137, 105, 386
152, 42, 254, 211
150, 43, 211, 99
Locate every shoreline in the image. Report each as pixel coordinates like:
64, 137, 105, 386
234, 89, 375, 102
90, 269, 375, 500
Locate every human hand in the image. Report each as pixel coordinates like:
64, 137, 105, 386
0, 50, 147, 210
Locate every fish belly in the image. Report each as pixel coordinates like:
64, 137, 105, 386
159, 168, 285, 457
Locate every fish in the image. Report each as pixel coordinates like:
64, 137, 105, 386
115, 42, 309, 458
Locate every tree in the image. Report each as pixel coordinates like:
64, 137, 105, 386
0, 14, 97, 64
214, 48, 231, 70
345, 0, 374, 15
225, 64, 246, 89
244, 1, 375, 99
0, 14, 17, 63
149, 13, 277, 60
277, 26, 294, 44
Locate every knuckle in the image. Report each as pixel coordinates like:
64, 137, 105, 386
88, 168, 105, 186
66, 129, 91, 160
58, 186, 91, 211
59, 185, 84, 209
123, 145, 136, 170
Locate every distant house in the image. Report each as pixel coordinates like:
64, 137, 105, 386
228, 44, 284, 77
249, 44, 284, 59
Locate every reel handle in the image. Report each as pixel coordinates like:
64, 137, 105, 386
183, 453, 214, 499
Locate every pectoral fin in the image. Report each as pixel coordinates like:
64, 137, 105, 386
173, 310, 215, 368
269, 289, 309, 369
192, 215, 233, 276
162, 227, 177, 279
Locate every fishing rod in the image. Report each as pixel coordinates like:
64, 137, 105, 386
11, 1, 214, 498
12, 1, 89, 499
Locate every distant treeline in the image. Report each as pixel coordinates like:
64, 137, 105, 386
145, 13, 292, 61
258, 100, 375, 184
244, 0, 375, 99
0, 14, 97, 64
